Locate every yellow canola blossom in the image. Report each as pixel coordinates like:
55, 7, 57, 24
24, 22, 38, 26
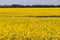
0, 8, 60, 40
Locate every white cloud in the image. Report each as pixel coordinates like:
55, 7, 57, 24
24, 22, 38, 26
0, 0, 60, 5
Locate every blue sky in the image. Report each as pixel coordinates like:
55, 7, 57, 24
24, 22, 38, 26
0, 0, 60, 5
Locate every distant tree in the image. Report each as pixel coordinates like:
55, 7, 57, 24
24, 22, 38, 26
0, 4, 60, 8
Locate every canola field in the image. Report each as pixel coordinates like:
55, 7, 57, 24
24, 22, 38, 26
0, 8, 60, 40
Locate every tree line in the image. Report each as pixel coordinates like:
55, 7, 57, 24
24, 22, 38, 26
0, 4, 60, 8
